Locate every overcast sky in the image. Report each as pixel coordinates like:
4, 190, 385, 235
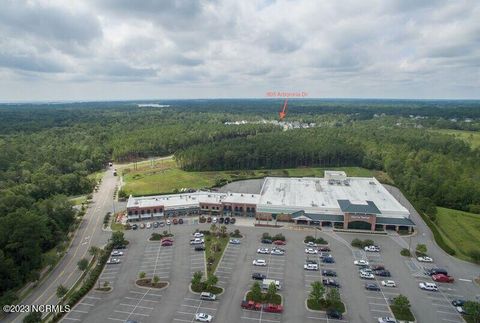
0, 0, 479, 101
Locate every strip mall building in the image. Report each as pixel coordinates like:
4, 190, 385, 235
126, 171, 415, 232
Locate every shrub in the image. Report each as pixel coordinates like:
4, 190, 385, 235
400, 248, 411, 257
315, 237, 328, 245
351, 238, 363, 248
272, 233, 285, 241
304, 235, 315, 243
262, 232, 272, 240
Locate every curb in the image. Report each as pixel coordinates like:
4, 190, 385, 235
189, 284, 224, 296
304, 298, 348, 315
135, 280, 170, 291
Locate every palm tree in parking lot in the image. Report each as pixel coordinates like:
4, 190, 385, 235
210, 224, 217, 236
219, 225, 227, 237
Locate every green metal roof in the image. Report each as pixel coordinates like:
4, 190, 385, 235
337, 199, 381, 214
375, 216, 415, 226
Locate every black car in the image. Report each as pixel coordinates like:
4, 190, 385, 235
326, 309, 343, 319
132, 224, 138, 230
153, 222, 159, 228
252, 273, 266, 280
230, 217, 236, 224
425, 268, 448, 276
219, 217, 224, 224
322, 278, 340, 288
224, 217, 230, 224
261, 239, 272, 244
365, 283, 380, 291
178, 218, 183, 224
322, 269, 337, 277
195, 245, 206, 251
451, 299, 465, 307
322, 256, 335, 264
371, 265, 385, 271
115, 244, 127, 249
375, 270, 391, 277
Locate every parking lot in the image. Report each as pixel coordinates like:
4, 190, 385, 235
65, 217, 479, 323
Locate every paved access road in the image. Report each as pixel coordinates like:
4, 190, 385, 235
5, 168, 118, 323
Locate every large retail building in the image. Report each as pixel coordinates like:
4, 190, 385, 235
126, 171, 415, 232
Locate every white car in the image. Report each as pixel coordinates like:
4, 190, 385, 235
360, 272, 375, 279
111, 250, 124, 256
195, 313, 213, 322
107, 258, 120, 264
212, 217, 217, 224
305, 241, 317, 247
193, 232, 204, 238
417, 256, 433, 263
305, 248, 318, 254
229, 239, 241, 244
304, 263, 319, 271
257, 248, 269, 254
381, 280, 396, 287
253, 259, 266, 266
378, 317, 396, 323
146, 222, 152, 229
190, 238, 205, 245
456, 306, 465, 314
364, 245, 380, 252
166, 220, 171, 225
360, 268, 373, 274
354, 260, 369, 266
270, 248, 285, 255
419, 282, 438, 291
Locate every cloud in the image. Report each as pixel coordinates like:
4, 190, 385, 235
0, 0, 479, 100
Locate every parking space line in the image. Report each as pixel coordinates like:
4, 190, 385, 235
119, 303, 154, 310
114, 310, 149, 316
78, 302, 94, 306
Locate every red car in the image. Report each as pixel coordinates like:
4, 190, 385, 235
173, 218, 178, 225
241, 300, 261, 311
432, 274, 454, 283
263, 304, 283, 313
161, 240, 173, 246
318, 246, 331, 252
273, 240, 286, 245
161, 237, 174, 243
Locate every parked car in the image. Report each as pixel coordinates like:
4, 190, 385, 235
252, 273, 266, 280
166, 220, 171, 225
375, 270, 391, 277
200, 292, 216, 301
257, 248, 269, 254
322, 278, 340, 288
195, 313, 212, 322
212, 217, 217, 224
305, 248, 318, 254
322, 269, 337, 277
178, 218, 184, 224
270, 248, 285, 256
194, 245, 205, 251
318, 246, 330, 252
354, 259, 369, 266
161, 237, 174, 243
322, 256, 335, 263
153, 222, 159, 228
432, 274, 454, 283
193, 232, 204, 238
207, 217, 212, 223
241, 300, 261, 311
360, 272, 375, 279
261, 239, 272, 244
190, 238, 204, 245
263, 304, 283, 313
173, 218, 178, 225
327, 309, 343, 319
111, 250, 124, 256
425, 268, 448, 276
419, 282, 438, 291
381, 280, 396, 287
451, 300, 465, 307
306, 259, 318, 265
273, 240, 286, 245
365, 283, 381, 291
161, 241, 173, 247
219, 217, 224, 224
140, 223, 145, 229
360, 268, 373, 274
230, 217, 236, 224
378, 317, 397, 323
107, 258, 120, 264
159, 221, 165, 227
146, 222, 152, 229
304, 263, 319, 271
229, 239, 241, 244
371, 264, 385, 271
417, 256, 433, 263
253, 259, 267, 266
132, 224, 138, 230
365, 245, 380, 252
305, 242, 317, 247
224, 217, 230, 224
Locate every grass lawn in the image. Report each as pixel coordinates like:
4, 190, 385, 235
435, 207, 480, 261
70, 195, 87, 206
205, 234, 229, 278
432, 129, 480, 149
122, 158, 391, 196
87, 171, 104, 183
390, 305, 415, 321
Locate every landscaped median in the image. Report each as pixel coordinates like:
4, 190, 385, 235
306, 281, 345, 316
136, 272, 169, 289
389, 295, 415, 322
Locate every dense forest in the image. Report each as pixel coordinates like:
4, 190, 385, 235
0, 99, 479, 306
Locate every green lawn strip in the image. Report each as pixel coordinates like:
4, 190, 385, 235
123, 161, 389, 196
205, 235, 229, 278
110, 221, 124, 231
307, 299, 345, 313
246, 291, 282, 305
390, 305, 415, 321
70, 195, 87, 206
435, 207, 480, 261
431, 129, 480, 149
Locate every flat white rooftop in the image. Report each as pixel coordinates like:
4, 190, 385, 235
257, 176, 409, 218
